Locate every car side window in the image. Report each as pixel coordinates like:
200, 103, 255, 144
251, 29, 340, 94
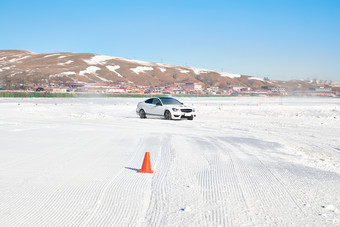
145, 98, 153, 104
152, 98, 162, 106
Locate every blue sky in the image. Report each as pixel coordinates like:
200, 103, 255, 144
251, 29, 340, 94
0, 0, 339, 81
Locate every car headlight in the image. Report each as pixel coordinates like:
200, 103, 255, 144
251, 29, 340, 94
172, 108, 179, 112
193, 108, 196, 112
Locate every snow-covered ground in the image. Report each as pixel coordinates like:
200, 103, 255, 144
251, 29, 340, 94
0, 97, 339, 226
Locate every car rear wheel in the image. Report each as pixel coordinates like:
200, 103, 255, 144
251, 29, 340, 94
139, 109, 146, 118
164, 110, 172, 120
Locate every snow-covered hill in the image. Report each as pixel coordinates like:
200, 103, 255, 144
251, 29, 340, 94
0, 50, 269, 88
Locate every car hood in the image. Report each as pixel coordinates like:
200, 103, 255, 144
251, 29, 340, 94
165, 105, 193, 109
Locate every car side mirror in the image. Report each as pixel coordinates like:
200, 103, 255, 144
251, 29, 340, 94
156, 103, 162, 106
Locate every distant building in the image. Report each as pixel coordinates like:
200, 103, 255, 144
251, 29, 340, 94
106, 87, 126, 93
141, 85, 151, 89
183, 82, 202, 92
150, 87, 163, 94
67, 83, 86, 87
309, 87, 332, 92
172, 88, 186, 94
228, 86, 249, 92
261, 86, 287, 95
162, 88, 173, 94
270, 87, 287, 93
52, 88, 69, 93
293, 87, 335, 97
206, 87, 219, 94
331, 82, 340, 87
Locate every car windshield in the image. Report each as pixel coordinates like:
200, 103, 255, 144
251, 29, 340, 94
159, 97, 182, 105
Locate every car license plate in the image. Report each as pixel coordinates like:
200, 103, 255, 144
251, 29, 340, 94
185, 113, 191, 116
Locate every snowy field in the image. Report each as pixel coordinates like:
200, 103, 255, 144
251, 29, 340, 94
0, 97, 339, 226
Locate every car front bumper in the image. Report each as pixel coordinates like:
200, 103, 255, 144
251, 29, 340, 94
171, 111, 196, 119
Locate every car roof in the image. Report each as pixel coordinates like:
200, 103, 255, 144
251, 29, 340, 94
158, 97, 173, 99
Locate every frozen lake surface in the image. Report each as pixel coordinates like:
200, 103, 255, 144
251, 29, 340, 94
0, 97, 339, 226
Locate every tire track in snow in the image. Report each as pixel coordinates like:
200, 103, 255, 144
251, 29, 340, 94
141, 134, 254, 226
81, 135, 163, 226
215, 136, 310, 225
142, 136, 173, 226
143, 135, 210, 227
198, 113, 340, 224
193, 136, 252, 226
2, 132, 144, 226
0, 135, 122, 226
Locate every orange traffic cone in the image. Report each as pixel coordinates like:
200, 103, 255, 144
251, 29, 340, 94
138, 152, 154, 173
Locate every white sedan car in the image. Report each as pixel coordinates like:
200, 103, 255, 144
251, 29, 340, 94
136, 97, 196, 120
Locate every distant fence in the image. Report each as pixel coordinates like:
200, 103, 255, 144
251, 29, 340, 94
0, 91, 240, 98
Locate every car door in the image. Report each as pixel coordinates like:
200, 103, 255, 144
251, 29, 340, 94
143, 98, 154, 114
150, 98, 164, 116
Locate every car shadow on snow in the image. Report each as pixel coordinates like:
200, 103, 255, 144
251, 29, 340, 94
125, 116, 186, 121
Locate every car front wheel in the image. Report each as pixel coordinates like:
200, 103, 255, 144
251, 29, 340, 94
139, 109, 146, 118
164, 110, 172, 120
187, 116, 194, 120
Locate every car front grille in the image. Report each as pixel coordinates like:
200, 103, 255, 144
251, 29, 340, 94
181, 109, 192, 113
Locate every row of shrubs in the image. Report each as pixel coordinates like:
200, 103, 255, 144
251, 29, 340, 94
0, 92, 238, 98
0, 92, 154, 98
